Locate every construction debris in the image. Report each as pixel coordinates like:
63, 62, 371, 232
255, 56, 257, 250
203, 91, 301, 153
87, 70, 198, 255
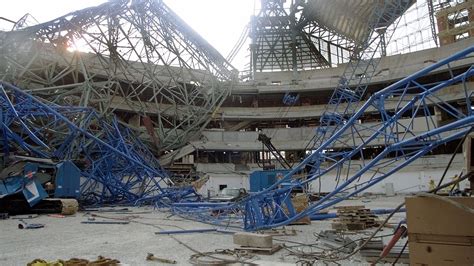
233, 232, 273, 248
318, 230, 357, 253
233, 232, 282, 255
27, 256, 120, 266
10, 215, 39, 220
359, 239, 409, 263
146, 253, 177, 264
288, 194, 311, 225
234, 244, 282, 255
0, 0, 473, 265
56, 199, 79, 216
155, 228, 217, 235
0, 82, 192, 207
189, 250, 255, 265
81, 219, 130, 225
18, 220, 44, 229
331, 206, 379, 231
258, 227, 297, 236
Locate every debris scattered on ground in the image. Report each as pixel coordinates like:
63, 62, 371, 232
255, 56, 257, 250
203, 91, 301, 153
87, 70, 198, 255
258, 227, 297, 236
56, 199, 80, 216
81, 219, 130, 225
235, 244, 282, 255
189, 249, 255, 265
18, 220, 44, 229
288, 194, 311, 225
83, 208, 131, 213
317, 230, 357, 253
215, 229, 239, 234
10, 215, 39, 220
27, 256, 120, 266
359, 239, 409, 263
146, 253, 177, 264
89, 213, 140, 221
155, 228, 217, 235
331, 206, 379, 231
47, 214, 66, 218
234, 232, 273, 248
233, 232, 282, 255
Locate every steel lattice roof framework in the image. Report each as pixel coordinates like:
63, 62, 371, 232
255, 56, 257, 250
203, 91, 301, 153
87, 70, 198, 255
303, 0, 416, 45
0, 0, 237, 153
249, 0, 415, 75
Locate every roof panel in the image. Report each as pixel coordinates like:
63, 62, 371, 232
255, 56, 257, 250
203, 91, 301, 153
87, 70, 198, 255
303, 0, 415, 44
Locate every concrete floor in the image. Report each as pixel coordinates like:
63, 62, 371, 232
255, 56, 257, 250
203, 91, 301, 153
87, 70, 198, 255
0, 195, 407, 265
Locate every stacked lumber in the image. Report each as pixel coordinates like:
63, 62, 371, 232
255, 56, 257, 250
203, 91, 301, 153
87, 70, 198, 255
289, 194, 311, 225
331, 206, 378, 231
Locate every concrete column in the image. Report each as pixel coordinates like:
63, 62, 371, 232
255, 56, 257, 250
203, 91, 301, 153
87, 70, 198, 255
436, 12, 454, 46
434, 106, 442, 127
464, 133, 474, 190
468, 6, 474, 37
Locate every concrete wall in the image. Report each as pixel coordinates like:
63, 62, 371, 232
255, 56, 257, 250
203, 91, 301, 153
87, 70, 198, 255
219, 83, 470, 121
236, 38, 474, 93
308, 154, 467, 194
195, 154, 467, 196
194, 116, 448, 151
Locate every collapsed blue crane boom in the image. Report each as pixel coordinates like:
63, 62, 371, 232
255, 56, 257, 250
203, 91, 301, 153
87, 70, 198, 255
172, 46, 474, 230
0, 82, 197, 205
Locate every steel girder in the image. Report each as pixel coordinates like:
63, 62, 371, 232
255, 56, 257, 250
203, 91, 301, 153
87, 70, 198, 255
172, 46, 474, 230
249, 0, 355, 75
310, 0, 415, 152
0, 0, 237, 153
0, 81, 200, 205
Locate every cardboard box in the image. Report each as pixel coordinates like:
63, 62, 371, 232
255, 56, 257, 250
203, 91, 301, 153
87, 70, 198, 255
406, 196, 474, 265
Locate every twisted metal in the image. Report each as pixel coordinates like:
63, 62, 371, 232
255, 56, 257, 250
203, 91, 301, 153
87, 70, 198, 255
172, 45, 474, 231
0, 0, 237, 153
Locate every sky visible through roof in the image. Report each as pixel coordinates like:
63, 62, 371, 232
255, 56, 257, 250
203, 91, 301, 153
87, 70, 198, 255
0, 0, 257, 70
1, 0, 436, 71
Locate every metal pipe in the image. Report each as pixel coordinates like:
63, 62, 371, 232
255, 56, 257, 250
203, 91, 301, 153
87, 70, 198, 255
155, 228, 217, 235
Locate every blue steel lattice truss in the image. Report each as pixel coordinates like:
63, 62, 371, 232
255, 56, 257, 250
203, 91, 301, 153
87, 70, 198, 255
172, 46, 474, 230
0, 81, 197, 205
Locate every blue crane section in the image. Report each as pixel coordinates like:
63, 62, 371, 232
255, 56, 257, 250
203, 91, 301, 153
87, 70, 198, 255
171, 46, 474, 230
0, 81, 198, 206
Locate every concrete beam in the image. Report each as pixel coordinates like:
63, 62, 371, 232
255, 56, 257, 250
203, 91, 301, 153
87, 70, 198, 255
234, 38, 474, 94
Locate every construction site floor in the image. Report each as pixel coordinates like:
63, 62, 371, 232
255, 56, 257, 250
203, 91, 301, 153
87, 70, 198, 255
0, 195, 407, 265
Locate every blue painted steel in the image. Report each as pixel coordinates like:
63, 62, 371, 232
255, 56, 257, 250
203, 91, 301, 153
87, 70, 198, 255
1, 160, 80, 206
171, 46, 474, 230
283, 92, 299, 105
0, 81, 197, 206
20, 163, 47, 206
249, 170, 289, 192
0, 177, 23, 196
172, 202, 232, 208
22, 179, 48, 207
309, 213, 337, 220
54, 161, 81, 198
